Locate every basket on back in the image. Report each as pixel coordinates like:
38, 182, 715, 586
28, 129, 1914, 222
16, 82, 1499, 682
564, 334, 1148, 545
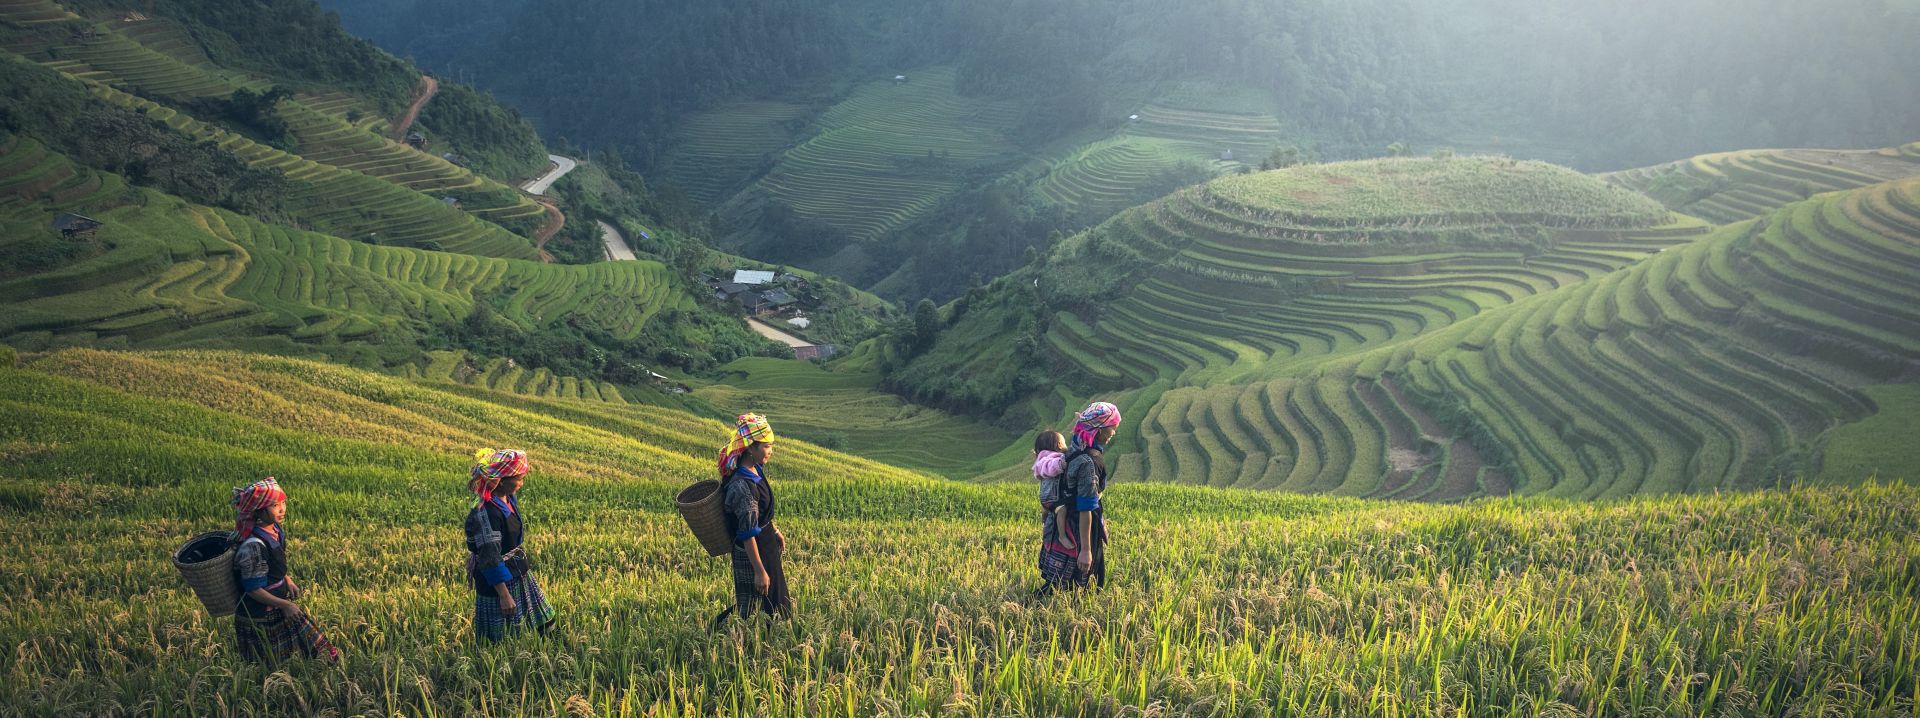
676, 480, 732, 557
173, 531, 239, 617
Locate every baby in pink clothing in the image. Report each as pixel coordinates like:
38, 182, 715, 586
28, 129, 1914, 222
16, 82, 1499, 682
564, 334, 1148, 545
1032, 430, 1074, 549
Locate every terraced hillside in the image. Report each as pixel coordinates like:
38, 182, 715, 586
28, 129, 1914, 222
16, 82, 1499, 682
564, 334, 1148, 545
729, 67, 1022, 244
5, 347, 1918, 715
396, 350, 632, 403
1603, 144, 1920, 225
1120, 174, 1920, 499
658, 100, 809, 205
693, 357, 1020, 477
0, 139, 686, 368
1037, 158, 1679, 389
1030, 92, 1286, 219
0, 1, 548, 259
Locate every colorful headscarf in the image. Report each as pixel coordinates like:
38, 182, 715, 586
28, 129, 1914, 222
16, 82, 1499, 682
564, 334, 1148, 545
1071, 401, 1123, 450
470, 448, 530, 501
717, 413, 776, 478
232, 477, 287, 537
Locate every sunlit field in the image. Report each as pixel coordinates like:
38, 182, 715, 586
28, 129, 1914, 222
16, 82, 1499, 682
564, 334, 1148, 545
2, 351, 1916, 716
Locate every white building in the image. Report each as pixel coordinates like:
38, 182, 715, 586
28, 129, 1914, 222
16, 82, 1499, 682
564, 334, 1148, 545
732, 270, 777, 286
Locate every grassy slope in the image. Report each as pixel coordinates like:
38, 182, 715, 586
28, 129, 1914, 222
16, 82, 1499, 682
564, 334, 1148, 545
1818, 384, 1920, 483
693, 357, 1019, 478
1602, 144, 1920, 225
1, 348, 1915, 715
720, 67, 1022, 255
0, 143, 686, 367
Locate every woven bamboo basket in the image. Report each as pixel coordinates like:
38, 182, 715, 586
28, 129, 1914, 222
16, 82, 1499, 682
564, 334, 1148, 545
173, 531, 239, 617
676, 480, 732, 557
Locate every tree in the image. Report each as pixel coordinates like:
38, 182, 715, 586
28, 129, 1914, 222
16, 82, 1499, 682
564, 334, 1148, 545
1386, 141, 1411, 158
1262, 145, 1302, 170
912, 298, 940, 352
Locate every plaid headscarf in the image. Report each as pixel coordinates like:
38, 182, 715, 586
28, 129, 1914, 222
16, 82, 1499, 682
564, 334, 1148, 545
1071, 401, 1123, 450
717, 413, 776, 478
232, 477, 287, 537
470, 448, 530, 501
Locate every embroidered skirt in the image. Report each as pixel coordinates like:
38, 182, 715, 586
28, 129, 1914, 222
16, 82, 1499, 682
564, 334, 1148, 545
1041, 509, 1107, 589
234, 609, 340, 665
474, 573, 556, 642
730, 533, 791, 619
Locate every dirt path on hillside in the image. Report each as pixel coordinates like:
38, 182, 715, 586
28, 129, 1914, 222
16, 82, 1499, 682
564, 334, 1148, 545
531, 200, 562, 262
516, 155, 580, 263
389, 75, 438, 140
747, 318, 813, 348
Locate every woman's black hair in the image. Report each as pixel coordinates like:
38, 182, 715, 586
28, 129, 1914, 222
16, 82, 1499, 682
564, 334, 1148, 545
1033, 430, 1065, 453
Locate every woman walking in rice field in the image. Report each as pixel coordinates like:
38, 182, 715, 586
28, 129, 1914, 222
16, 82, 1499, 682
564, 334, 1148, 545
713, 413, 792, 628
1050, 402, 1122, 591
464, 448, 556, 641
229, 477, 340, 665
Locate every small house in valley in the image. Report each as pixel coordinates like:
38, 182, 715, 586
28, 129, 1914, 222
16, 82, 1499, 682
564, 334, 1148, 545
760, 288, 797, 309
731, 269, 777, 286
51, 212, 101, 238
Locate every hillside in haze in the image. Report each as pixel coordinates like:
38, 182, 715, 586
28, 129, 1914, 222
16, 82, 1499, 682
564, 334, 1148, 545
327, 0, 1920, 302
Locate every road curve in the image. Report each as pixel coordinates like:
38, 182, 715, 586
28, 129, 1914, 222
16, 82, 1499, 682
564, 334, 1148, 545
521, 154, 579, 196
599, 220, 637, 261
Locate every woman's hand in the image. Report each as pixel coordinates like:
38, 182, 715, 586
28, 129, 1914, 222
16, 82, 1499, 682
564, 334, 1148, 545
497, 585, 518, 617
1076, 550, 1093, 573
278, 601, 306, 620
754, 569, 771, 595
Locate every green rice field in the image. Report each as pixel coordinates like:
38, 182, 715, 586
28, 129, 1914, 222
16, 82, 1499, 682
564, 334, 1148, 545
0, 349, 1916, 716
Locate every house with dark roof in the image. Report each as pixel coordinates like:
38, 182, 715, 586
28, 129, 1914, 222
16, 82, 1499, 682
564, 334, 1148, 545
735, 291, 772, 314
51, 212, 101, 238
760, 288, 797, 308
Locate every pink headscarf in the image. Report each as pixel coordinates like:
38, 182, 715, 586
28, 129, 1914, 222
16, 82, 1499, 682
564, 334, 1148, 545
1033, 450, 1066, 480
1071, 401, 1122, 450
231, 477, 287, 537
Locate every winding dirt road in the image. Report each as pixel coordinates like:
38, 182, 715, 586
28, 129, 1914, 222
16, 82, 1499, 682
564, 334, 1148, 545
389, 75, 438, 140
519, 155, 581, 263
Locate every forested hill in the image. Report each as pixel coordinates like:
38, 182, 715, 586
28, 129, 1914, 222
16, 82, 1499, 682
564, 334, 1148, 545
0, 0, 777, 394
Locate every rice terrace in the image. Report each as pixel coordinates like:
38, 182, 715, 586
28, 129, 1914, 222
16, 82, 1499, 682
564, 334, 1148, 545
2, 0, 1919, 716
